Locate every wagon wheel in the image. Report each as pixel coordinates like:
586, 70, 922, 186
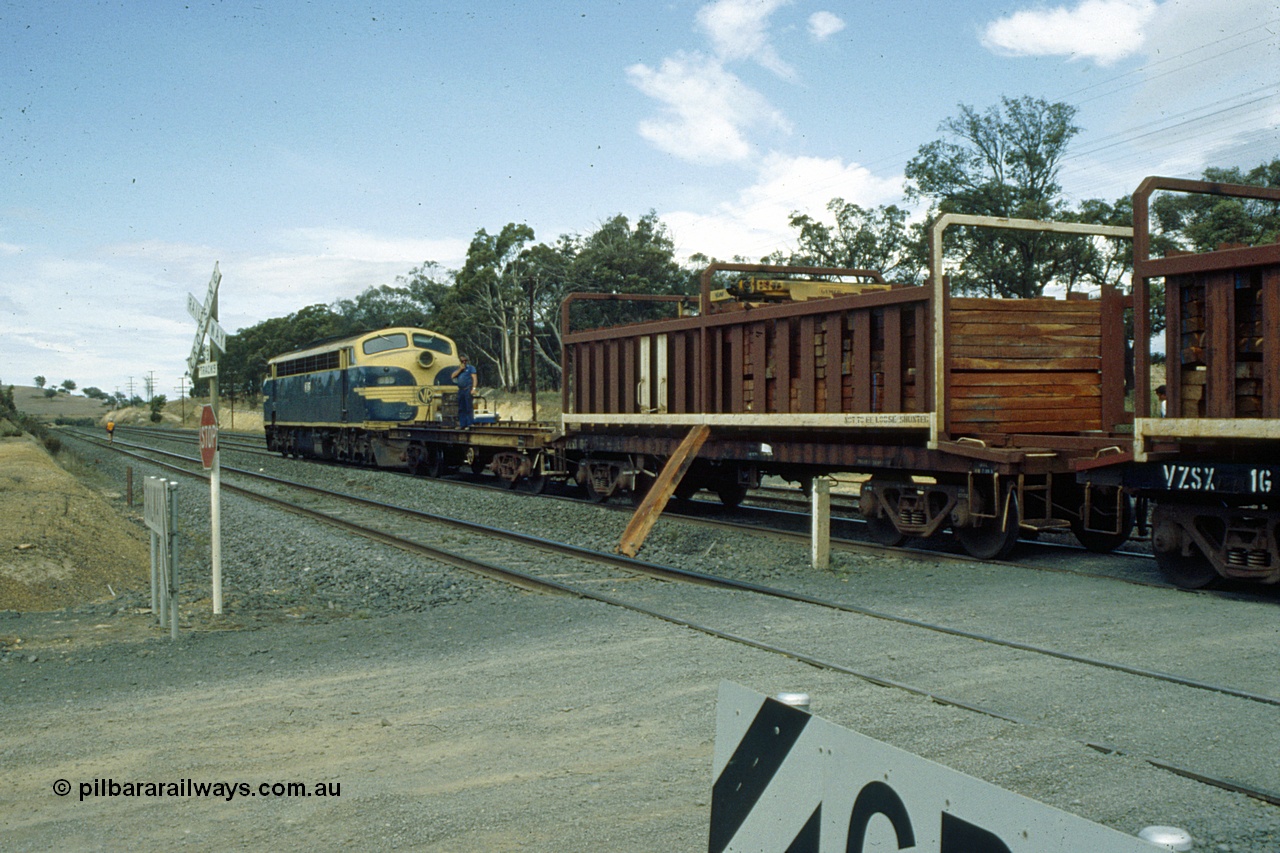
673, 477, 699, 502
519, 471, 549, 494
956, 491, 1020, 560
715, 482, 748, 508
1151, 503, 1218, 589
864, 512, 906, 547
424, 448, 445, 478
1070, 486, 1135, 553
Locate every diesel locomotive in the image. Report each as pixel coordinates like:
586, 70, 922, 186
263, 326, 463, 465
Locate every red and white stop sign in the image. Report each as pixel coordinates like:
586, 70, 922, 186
199, 404, 218, 469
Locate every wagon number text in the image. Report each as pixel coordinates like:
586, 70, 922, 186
1162, 465, 1274, 493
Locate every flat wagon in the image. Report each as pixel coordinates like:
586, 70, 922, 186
560, 215, 1135, 559
1079, 177, 1280, 586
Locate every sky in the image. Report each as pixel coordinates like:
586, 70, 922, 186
2, 0, 1277, 399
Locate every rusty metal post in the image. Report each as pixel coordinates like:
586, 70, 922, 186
126, 466, 133, 507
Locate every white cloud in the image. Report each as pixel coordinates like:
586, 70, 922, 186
626, 52, 791, 165
283, 227, 468, 268
696, 0, 795, 78
662, 153, 904, 261
0, 229, 468, 395
981, 0, 1156, 65
808, 11, 846, 41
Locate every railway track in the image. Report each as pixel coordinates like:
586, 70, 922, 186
108, 425, 1175, 590
64, 428, 1280, 808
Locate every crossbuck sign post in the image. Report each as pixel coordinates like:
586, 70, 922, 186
189, 263, 224, 614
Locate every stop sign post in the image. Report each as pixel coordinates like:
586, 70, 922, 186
199, 404, 223, 614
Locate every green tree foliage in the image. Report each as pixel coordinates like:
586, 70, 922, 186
33, 375, 45, 389
0, 383, 15, 417
149, 394, 167, 423
774, 200, 925, 284
330, 262, 451, 330
60, 379, 77, 393
441, 223, 537, 390
1151, 158, 1280, 252
82, 386, 109, 400
559, 212, 692, 334
905, 96, 1083, 297
216, 304, 351, 399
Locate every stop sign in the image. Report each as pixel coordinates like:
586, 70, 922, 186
199, 405, 218, 469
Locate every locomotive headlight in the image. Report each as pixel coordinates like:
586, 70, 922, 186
376, 376, 396, 385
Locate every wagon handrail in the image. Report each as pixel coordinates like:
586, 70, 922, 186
1130, 176, 1280, 418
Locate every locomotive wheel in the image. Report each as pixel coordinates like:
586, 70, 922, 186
1151, 504, 1218, 589
956, 492, 1020, 560
1070, 487, 1135, 553
865, 512, 906, 547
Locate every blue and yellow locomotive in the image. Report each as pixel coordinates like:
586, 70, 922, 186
263, 327, 462, 465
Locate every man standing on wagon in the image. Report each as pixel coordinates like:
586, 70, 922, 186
451, 354, 477, 429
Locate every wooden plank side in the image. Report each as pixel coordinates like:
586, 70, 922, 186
750, 321, 768, 412
729, 326, 745, 412
883, 305, 902, 412
950, 323, 1102, 338
606, 339, 620, 414
950, 371, 1101, 387
775, 318, 792, 413
711, 325, 721, 412
1167, 274, 1187, 417
622, 338, 637, 414
825, 314, 843, 413
1264, 266, 1280, 418
951, 357, 1101, 371
670, 332, 686, 414
951, 297, 1099, 313
1100, 285, 1126, 430
913, 302, 929, 415
950, 343, 1101, 358
1205, 270, 1234, 417
851, 311, 872, 412
799, 316, 816, 412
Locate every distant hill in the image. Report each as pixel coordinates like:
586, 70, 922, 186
7, 386, 111, 423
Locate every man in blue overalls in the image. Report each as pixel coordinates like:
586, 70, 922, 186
451, 355, 477, 428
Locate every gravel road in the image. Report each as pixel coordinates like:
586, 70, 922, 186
2, 429, 1277, 852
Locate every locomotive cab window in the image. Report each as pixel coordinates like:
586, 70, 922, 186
363, 333, 408, 355
413, 333, 453, 355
